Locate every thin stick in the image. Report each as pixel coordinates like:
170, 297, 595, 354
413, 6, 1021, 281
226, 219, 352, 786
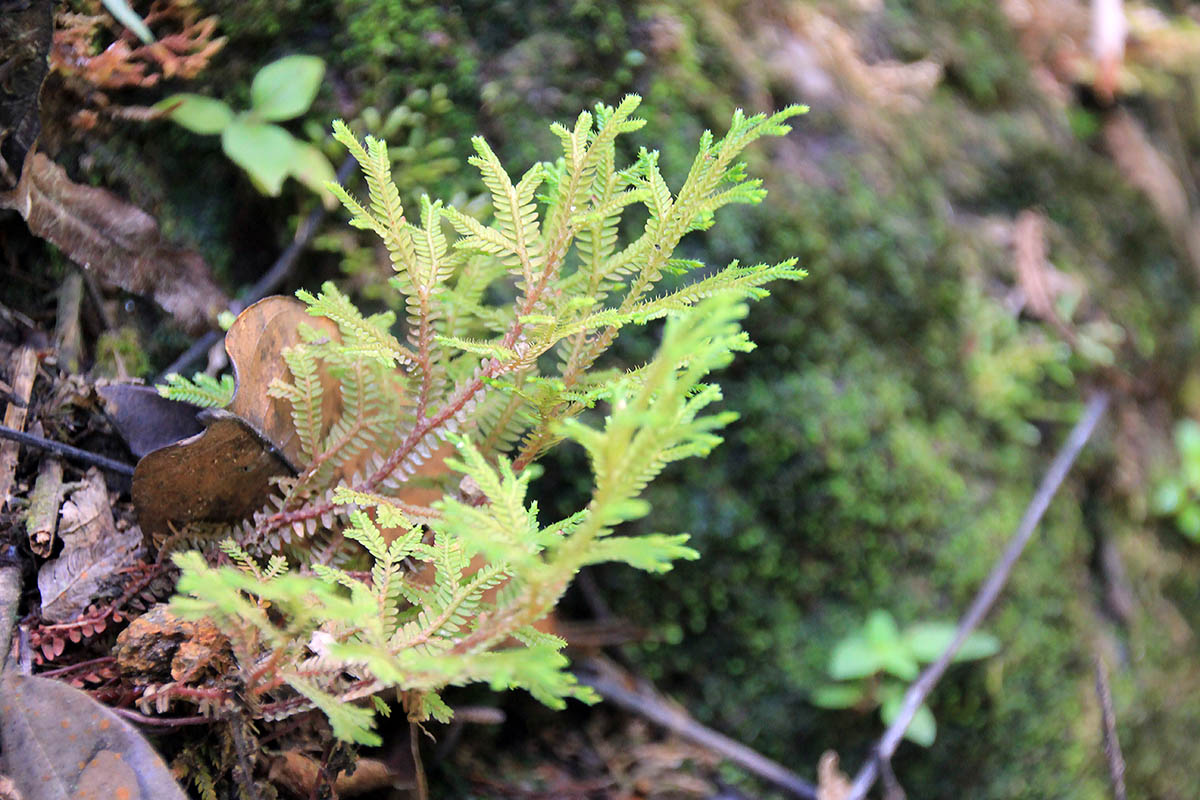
111, 707, 213, 727
1094, 655, 1127, 800
0, 424, 135, 477
845, 392, 1110, 800
577, 657, 818, 799
157, 156, 357, 382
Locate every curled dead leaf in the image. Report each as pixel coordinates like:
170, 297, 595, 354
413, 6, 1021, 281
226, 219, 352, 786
98, 384, 203, 459
131, 410, 293, 541
0, 152, 228, 334
817, 750, 851, 800
224, 296, 341, 470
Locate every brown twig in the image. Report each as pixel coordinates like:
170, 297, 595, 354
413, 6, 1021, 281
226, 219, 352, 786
157, 155, 357, 381
576, 656, 818, 799
1094, 654, 1127, 800
845, 392, 1110, 800
0, 424, 135, 476
112, 707, 213, 727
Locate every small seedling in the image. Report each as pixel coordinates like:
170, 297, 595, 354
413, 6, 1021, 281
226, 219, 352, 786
811, 610, 1000, 746
1151, 419, 1200, 541
157, 55, 335, 201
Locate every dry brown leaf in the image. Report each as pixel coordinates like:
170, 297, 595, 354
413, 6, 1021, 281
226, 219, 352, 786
1104, 110, 1189, 234
0, 151, 227, 334
37, 468, 143, 622
817, 751, 851, 800
224, 296, 342, 470
0, 672, 188, 800
131, 410, 292, 540
268, 751, 411, 797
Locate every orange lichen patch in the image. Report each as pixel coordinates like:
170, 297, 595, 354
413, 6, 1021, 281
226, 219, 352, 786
98, 719, 110, 730
61, 719, 71, 728
114, 604, 233, 690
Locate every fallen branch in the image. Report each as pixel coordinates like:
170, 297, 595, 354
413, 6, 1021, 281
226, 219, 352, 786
0, 424, 135, 477
845, 391, 1110, 800
576, 656, 818, 799
158, 155, 358, 381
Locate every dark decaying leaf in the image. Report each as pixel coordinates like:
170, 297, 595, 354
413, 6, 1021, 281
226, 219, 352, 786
0, 0, 52, 187
132, 410, 293, 539
37, 468, 143, 622
98, 384, 204, 459
0, 672, 188, 800
224, 295, 341, 469
0, 152, 228, 334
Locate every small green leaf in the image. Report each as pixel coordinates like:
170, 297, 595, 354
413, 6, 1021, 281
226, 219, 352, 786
810, 684, 867, 709
289, 141, 338, 206
880, 690, 937, 747
250, 55, 325, 121
1153, 480, 1185, 515
101, 0, 154, 44
156, 94, 234, 135
1177, 503, 1200, 542
864, 610, 903, 648
864, 610, 918, 680
829, 635, 882, 680
222, 119, 298, 196
905, 623, 1001, 664
955, 630, 1001, 662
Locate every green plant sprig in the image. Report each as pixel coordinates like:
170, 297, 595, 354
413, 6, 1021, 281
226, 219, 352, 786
157, 55, 335, 200
811, 610, 1000, 746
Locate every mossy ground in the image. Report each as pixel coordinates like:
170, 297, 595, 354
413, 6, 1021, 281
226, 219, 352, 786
21, 0, 1200, 796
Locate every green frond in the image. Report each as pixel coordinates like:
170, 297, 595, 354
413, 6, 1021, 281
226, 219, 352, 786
434, 334, 517, 361
157, 372, 235, 408
298, 282, 416, 368
580, 533, 700, 573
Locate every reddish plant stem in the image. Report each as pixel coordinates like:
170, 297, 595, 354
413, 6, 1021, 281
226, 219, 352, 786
36, 655, 117, 678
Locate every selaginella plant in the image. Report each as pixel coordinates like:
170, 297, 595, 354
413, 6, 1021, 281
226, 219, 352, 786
165, 96, 805, 743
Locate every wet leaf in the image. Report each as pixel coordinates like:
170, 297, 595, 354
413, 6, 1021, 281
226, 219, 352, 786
98, 384, 204, 459
155, 93, 234, 134
0, 0, 51, 188
904, 622, 1000, 664
810, 683, 867, 709
37, 469, 144, 622
250, 55, 324, 121
0, 152, 228, 335
224, 296, 341, 470
289, 140, 337, 207
131, 410, 293, 539
221, 118, 297, 196
0, 672, 188, 800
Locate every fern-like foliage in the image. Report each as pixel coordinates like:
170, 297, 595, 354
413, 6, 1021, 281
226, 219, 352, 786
157, 372, 235, 407
169, 96, 805, 742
